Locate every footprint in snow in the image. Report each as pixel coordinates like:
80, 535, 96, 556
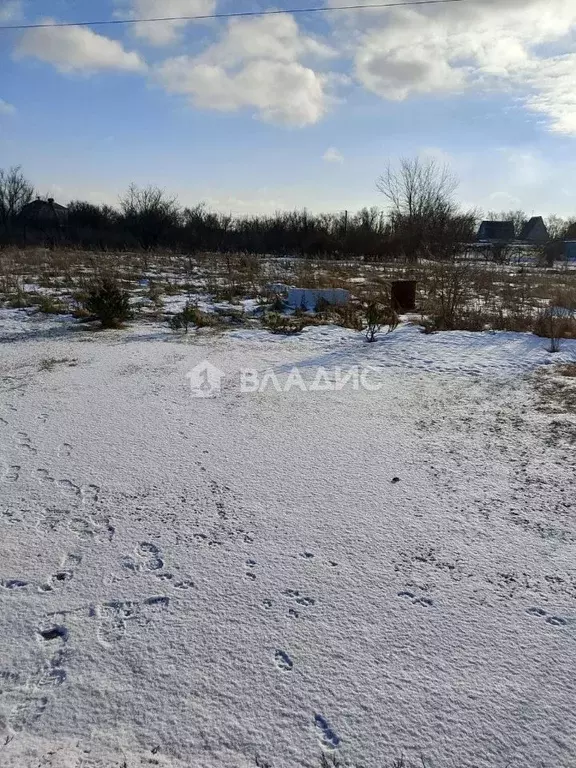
40, 553, 82, 593
314, 715, 341, 750
57, 443, 72, 458
135, 542, 164, 571
6, 624, 69, 734
526, 607, 568, 627
94, 601, 139, 646
56, 479, 81, 498
81, 484, 100, 504
274, 650, 293, 672
124, 549, 191, 592
546, 616, 568, 627
9, 695, 49, 733
68, 516, 96, 540
245, 559, 257, 581
37, 468, 55, 485
282, 589, 315, 614
398, 590, 433, 607
37, 624, 68, 643
1, 578, 30, 591
296, 596, 315, 606
1, 464, 21, 482
15, 432, 37, 455
173, 579, 194, 590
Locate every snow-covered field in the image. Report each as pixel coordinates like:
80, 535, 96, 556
1, 312, 575, 768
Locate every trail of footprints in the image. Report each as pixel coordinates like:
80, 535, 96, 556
255, 550, 342, 754
38, 507, 114, 542
1, 623, 69, 739
1, 553, 82, 594
91, 596, 170, 647
15, 432, 37, 456
122, 541, 194, 592
37, 467, 100, 505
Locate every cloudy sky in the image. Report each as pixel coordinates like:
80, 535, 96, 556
2, 0, 576, 215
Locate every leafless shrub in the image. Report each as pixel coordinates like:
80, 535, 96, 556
422, 262, 472, 331
364, 296, 399, 342
533, 308, 576, 351
328, 303, 364, 331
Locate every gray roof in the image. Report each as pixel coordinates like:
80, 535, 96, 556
519, 216, 547, 240
477, 221, 516, 241
22, 199, 68, 213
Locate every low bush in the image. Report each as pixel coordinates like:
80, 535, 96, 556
533, 307, 576, 352
35, 295, 69, 315
83, 275, 132, 328
364, 300, 399, 342
168, 302, 216, 333
262, 312, 305, 335
423, 306, 535, 334
147, 280, 164, 308
7, 289, 33, 309
327, 303, 364, 331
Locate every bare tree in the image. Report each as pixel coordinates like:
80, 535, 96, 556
119, 183, 181, 250
377, 157, 472, 262
377, 157, 458, 222
0, 166, 34, 235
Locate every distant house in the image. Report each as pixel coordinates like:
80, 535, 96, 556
477, 221, 516, 243
565, 241, 576, 263
519, 216, 549, 244
19, 198, 68, 230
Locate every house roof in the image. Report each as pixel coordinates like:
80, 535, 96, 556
22, 198, 68, 212
519, 216, 547, 240
477, 221, 516, 241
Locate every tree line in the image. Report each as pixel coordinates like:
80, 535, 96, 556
1, 160, 575, 261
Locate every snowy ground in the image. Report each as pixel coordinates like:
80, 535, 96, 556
1, 313, 575, 768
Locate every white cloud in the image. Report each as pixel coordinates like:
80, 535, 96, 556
196, 13, 336, 67
0, 99, 16, 115
323, 147, 344, 164
15, 20, 147, 73
327, 0, 576, 134
119, 0, 217, 46
156, 14, 333, 127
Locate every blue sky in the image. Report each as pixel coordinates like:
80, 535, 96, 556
2, 0, 576, 215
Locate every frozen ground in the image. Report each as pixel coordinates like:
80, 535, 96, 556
0, 314, 575, 768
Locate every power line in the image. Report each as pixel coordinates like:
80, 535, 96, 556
0, 0, 469, 31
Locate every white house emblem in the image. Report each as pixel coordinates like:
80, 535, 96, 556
186, 361, 225, 398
